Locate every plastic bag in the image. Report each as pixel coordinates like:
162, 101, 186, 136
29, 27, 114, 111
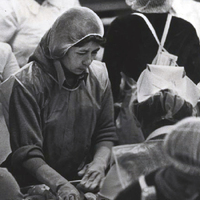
112, 140, 169, 189
115, 72, 144, 144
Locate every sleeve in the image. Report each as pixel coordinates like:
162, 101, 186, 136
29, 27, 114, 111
103, 18, 129, 102
185, 31, 200, 84
92, 79, 118, 146
0, 0, 18, 43
9, 80, 45, 169
0, 42, 20, 81
177, 24, 200, 84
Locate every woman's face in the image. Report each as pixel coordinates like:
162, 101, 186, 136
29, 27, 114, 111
60, 41, 100, 75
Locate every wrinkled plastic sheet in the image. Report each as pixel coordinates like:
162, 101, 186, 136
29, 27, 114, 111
112, 141, 170, 189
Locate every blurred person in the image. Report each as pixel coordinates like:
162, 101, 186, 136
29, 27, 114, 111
115, 116, 200, 200
1, 7, 117, 200
103, 0, 200, 102
102, 0, 200, 145
0, 0, 81, 67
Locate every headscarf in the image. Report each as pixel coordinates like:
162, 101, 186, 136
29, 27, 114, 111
40, 6, 104, 59
163, 117, 200, 178
134, 89, 193, 138
31, 7, 104, 88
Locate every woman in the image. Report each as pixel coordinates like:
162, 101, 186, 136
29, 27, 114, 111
1, 7, 117, 200
103, 0, 200, 102
0, 0, 81, 67
115, 117, 200, 200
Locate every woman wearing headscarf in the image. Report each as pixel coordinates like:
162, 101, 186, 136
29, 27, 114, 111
1, 7, 117, 200
115, 117, 200, 200
0, 0, 81, 67
103, 0, 200, 102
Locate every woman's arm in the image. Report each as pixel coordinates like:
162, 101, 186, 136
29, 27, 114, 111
78, 141, 113, 192
9, 78, 81, 199
23, 158, 81, 200
78, 79, 117, 192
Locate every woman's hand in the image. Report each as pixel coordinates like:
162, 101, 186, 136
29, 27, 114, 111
57, 182, 81, 200
77, 159, 105, 193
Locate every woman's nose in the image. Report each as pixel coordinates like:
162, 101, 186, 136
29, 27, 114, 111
83, 54, 93, 66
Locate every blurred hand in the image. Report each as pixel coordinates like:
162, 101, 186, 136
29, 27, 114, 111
57, 182, 81, 200
77, 160, 105, 193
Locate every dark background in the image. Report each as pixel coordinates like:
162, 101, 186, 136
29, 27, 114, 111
80, 0, 132, 34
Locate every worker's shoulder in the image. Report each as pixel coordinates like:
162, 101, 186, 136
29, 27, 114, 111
14, 62, 49, 88
172, 15, 197, 32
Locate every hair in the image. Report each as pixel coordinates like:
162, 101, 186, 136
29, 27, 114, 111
74, 35, 106, 47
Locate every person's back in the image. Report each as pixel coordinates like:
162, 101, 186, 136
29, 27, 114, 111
172, 0, 200, 39
103, 0, 200, 101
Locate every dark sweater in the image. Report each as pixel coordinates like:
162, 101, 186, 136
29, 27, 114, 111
3, 48, 117, 187
103, 12, 200, 101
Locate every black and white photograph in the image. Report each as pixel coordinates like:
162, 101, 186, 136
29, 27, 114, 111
0, 0, 200, 199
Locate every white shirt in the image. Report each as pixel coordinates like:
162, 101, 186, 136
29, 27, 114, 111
0, 0, 81, 67
172, 0, 200, 39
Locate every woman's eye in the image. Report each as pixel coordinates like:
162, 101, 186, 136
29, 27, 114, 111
77, 52, 86, 55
